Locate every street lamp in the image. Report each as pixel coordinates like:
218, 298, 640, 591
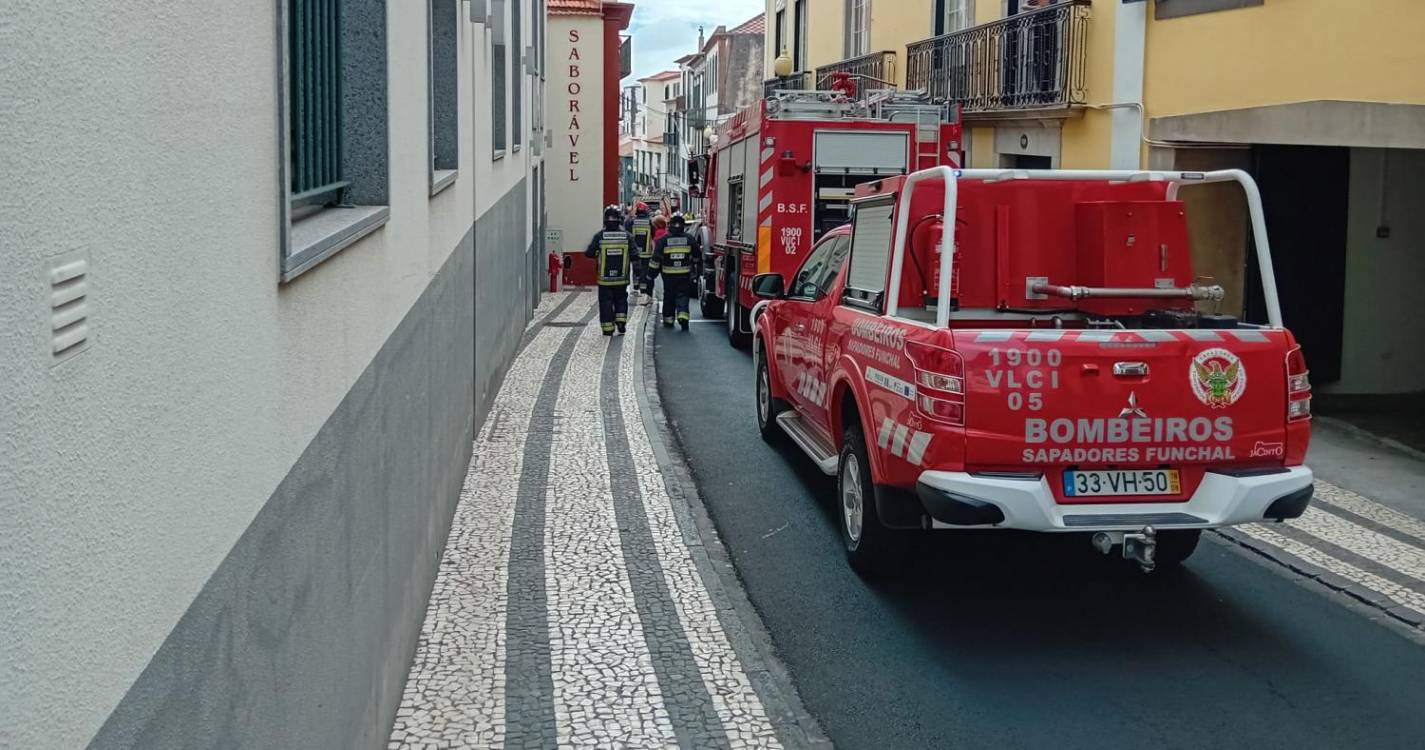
774, 50, 793, 79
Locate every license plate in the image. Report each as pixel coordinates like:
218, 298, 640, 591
1063, 469, 1180, 497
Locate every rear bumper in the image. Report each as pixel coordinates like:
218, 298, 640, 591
916, 466, 1314, 532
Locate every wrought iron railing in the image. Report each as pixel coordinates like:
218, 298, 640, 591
815, 50, 896, 90
905, 0, 1090, 114
763, 71, 814, 97
288, 0, 347, 206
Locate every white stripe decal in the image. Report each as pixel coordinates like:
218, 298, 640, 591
1078, 330, 1117, 343
891, 425, 910, 457
1182, 329, 1223, 341
761, 216, 772, 227
1025, 330, 1067, 342
975, 331, 1014, 343
758, 192, 774, 212
1227, 329, 1270, 343
877, 418, 895, 449
1136, 329, 1177, 342
760, 168, 774, 188
906, 432, 933, 466
761, 147, 775, 163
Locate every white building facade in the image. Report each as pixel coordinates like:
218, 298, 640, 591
0, 0, 547, 747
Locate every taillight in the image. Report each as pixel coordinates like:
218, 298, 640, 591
906, 339, 965, 426
1286, 347, 1311, 421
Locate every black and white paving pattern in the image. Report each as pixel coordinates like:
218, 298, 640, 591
653, 306, 1425, 749
390, 292, 819, 749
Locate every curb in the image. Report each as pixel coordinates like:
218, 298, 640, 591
633, 312, 834, 750
1314, 415, 1425, 464
1213, 527, 1425, 633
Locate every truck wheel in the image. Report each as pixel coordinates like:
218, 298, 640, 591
756, 347, 788, 442
726, 268, 750, 349
700, 275, 725, 319
838, 423, 905, 576
1154, 529, 1201, 568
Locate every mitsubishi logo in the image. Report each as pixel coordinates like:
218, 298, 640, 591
1119, 391, 1148, 419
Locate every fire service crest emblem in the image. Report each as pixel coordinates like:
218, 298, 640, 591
1190, 347, 1246, 409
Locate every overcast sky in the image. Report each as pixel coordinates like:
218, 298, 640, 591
626, 1, 767, 82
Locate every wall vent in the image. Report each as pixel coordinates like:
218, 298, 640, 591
48, 251, 90, 364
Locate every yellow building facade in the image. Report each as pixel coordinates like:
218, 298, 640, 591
763, 0, 1425, 395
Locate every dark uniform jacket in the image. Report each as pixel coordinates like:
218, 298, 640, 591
648, 231, 701, 278
585, 228, 632, 286
625, 215, 654, 258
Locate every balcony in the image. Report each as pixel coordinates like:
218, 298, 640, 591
763, 71, 813, 98
814, 50, 897, 91
905, 0, 1090, 122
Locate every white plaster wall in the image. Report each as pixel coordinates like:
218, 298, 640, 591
1328, 147, 1425, 394
476, 0, 537, 227
0, 1, 528, 746
547, 16, 605, 255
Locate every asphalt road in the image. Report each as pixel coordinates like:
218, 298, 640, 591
653, 312, 1425, 750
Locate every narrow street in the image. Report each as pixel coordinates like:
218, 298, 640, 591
653, 305, 1425, 750
390, 291, 824, 749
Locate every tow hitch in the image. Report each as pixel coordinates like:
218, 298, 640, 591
1092, 526, 1159, 573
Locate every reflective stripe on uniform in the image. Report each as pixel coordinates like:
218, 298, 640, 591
660, 236, 693, 274
597, 231, 631, 284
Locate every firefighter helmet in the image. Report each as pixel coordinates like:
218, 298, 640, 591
635, 201, 649, 214
604, 205, 622, 224
669, 213, 686, 231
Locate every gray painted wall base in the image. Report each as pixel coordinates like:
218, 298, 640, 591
475, 179, 534, 434
88, 221, 484, 748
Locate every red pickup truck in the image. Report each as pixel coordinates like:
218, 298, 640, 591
750, 167, 1314, 574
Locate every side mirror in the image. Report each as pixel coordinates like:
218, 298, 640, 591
751, 272, 785, 300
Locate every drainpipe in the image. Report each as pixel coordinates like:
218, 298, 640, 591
1109, 0, 1147, 169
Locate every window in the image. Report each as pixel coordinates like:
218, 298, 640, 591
512, 0, 522, 147
935, 0, 975, 35
846, 198, 894, 304
491, 0, 508, 155
794, 0, 807, 70
281, 0, 389, 282
429, 0, 459, 195
814, 235, 854, 291
775, 10, 787, 56
289, 0, 345, 207
790, 234, 849, 300
727, 179, 745, 240
846, 0, 870, 58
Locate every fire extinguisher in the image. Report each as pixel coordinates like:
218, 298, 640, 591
547, 252, 562, 293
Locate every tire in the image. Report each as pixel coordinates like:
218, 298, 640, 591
726, 266, 750, 349
1154, 529, 1201, 568
838, 422, 905, 575
699, 273, 725, 319
756, 346, 789, 443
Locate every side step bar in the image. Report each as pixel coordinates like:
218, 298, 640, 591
776, 411, 839, 476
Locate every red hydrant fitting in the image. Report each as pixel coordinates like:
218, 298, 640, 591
547, 252, 562, 293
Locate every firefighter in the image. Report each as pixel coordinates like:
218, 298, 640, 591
586, 205, 632, 336
625, 202, 654, 304
645, 212, 700, 330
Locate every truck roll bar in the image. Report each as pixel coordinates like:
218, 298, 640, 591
884, 169, 1284, 328
886, 166, 961, 328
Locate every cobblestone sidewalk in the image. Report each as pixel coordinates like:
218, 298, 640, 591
390, 291, 823, 749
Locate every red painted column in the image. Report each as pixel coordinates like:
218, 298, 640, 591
602, 3, 634, 207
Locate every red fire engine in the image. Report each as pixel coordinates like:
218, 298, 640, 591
748, 166, 1314, 574
698, 85, 963, 347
